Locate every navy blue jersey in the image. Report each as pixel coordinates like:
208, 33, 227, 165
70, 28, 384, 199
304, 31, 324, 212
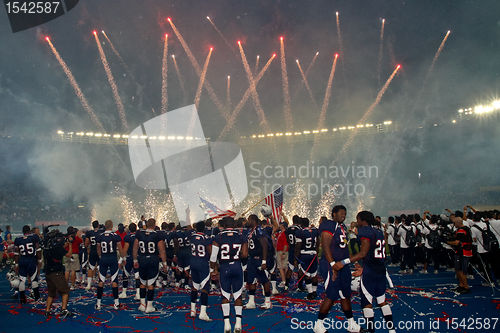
96, 231, 121, 258
123, 232, 136, 256
165, 231, 176, 249
135, 230, 163, 256
86, 229, 103, 254
214, 229, 247, 264
248, 226, 266, 258
319, 220, 349, 262
357, 226, 387, 275
285, 225, 301, 253
189, 232, 212, 261
175, 229, 193, 249
296, 227, 320, 254
14, 234, 39, 258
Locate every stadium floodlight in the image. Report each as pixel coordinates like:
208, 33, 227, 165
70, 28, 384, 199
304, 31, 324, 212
383, 120, 392, 125
131, 135, 139, 139
94, 133, 102, 137
86, 132, 94, 136
185, 136, 194, 140
294, 132, 302, 135
267, 133, 274, 137
113, 134, 121, 138
452, 119, 457, 124
176, 136, 184, 140
458, 109, 464, 113
332, 128, 338, 131
365, 123, 374, 127
285, 132, 292, 136
251, 135, 257, 138
339, 127, 346, 130
276, 133, 283, 136
347, 126, 355, 130
258, 134, 265, 138
492, 100, 500, 110
57, 130, 64, 135
158, 136, 166, 140
103, 134, 111, 137
356, 124, 364, 128
312, 130, 319, 133
122, 134, 129, 138
321, 128, 328, 132
303, 130, 311, 134
149, 136, 157, 140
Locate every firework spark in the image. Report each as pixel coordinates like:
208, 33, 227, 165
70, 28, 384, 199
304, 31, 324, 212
161, 34, 169, 113
167, 17, 227, 119
45, 37, 105, 132
295, 59, 318, 109
171, 54, 187, 105
218, 53, 276, 139
237, 41, 272, 133
280, 37, 293, 131
194, 47, 213, 109
93, 31, 128, 130
341, 64, 401, 154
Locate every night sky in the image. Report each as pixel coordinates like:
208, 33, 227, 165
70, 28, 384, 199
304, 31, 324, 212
1, 0, 499, 138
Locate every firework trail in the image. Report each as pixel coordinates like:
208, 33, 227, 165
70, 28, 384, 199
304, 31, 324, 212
377, 18, 386, 87
428, 30, 451, 80
292, 51, 319, 99
45, 37, 105, 132
295, 59, 318, 110
171, 54, 187, 105
101, 30, 132, 76
218, 54, 276, 139
161, 34, 169, 113
340, 64, 401, 154
226, 75, 231, 112
237, 41, 272, 133
167, 17, 227, 119
254, 55, 260, 74
318, 54, 339, 131
280, 37, 293, 131
206, 16, 235, 54
194, 48, 213, 109
93, 31, 128, 130
310, 54, 338, 158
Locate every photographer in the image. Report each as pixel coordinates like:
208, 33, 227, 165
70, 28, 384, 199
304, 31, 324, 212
64, 226, 82, 290
43, 228, 72, 318
447, 211, 472, 294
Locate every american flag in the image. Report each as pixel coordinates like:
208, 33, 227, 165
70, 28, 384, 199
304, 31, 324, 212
199, 197, 236, 220
265, 186, 283, 223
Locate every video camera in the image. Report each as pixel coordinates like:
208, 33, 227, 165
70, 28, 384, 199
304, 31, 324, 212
42, 225, 67, 251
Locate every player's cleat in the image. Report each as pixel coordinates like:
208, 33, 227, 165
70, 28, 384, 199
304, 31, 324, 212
244, 300, 256, 309
313, 319, 327, 333
271, 287, 279, 295
119, 290, 127, 299
278, 281, 285, 288
85, 283, 92, 291
145, 304, 156, 313
95, 304, 101, 310
233, 324, 242, 333
260, 301, 272, 309
134, 289, 141, 300
224, 321, 232, 333
138, 303, 146, 312
347, 318, 361, 332
113, 303, 123, 310
199, 312, 213, 322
